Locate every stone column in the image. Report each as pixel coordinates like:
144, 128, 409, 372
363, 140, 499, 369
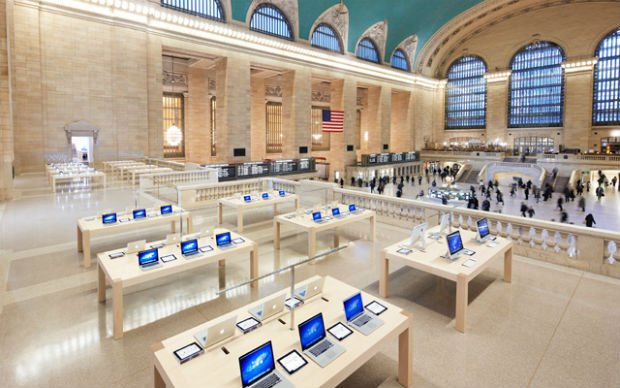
0, 0, 14, 199
281, 68, 311, 158
215, 55, 251, 162
365, 86, 383, 153
380, 86, 392, 151
185, 66, 210, 163
391, 91, 412, 151
486, 74, 510, 144
250, 76, 265, 160
146, 36, 163, 158
563, 66, 595, 151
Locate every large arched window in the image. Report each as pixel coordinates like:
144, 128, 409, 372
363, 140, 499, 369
445, 55, 487, 129
356, 38, 380, 63
593, 28, 620, 125
161, 0, 225, 22
311, 24, 343, 53
391, 49, 410, 71
509, 41, 565, 127
249, 4, 293, 40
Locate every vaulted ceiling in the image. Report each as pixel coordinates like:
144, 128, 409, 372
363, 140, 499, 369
230, 0, 483, 61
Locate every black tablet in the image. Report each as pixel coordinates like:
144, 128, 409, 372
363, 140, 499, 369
173, 342, 203, 364
365, 300, 387, 316
236, 317, 261, 334
277, 349, 308, 375
327, 322, 353, 341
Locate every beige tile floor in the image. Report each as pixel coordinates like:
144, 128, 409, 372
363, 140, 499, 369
0, 175, 619, 388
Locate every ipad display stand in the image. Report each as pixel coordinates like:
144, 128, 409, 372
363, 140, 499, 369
217, 245, 348, 331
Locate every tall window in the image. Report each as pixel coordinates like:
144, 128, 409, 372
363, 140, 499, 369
513, 136, 554, 155
593, 28, 620, 125
311, 107, 330, 151
445, 55, 487, 129
162, 93, 185, 158
250, 4, 293, 40
509, 41, 565, 127
391, 49, 410, 71
266, 102, 283, 153
210, 96, 216, 156
311, 24, 342, 53
356, 38, 380, 63
161, 0, 225, 22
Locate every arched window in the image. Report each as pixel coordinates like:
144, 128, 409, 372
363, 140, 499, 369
445, 55, 487, 129
161, 0, 225, 22
593, 28, 620, 125
509, 41, 565, 127
249, 4, 293, 40
311, 24, 343, 53
391, 49, 410, 71
356, 38, 380, 63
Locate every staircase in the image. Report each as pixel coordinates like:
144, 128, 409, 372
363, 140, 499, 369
456, 166, 481, 184
554, 176, 570, 193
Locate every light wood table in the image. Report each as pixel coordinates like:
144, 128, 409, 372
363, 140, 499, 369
274, 206, 376, 258
152, 276, 413, 388
50, 171, 106, 192
380, 226, 512, 333
98, 230, 257, 339
218, 192, 300, 233
77, 207, 192, 268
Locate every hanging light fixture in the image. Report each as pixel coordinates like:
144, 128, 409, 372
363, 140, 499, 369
165, 56, 183, 147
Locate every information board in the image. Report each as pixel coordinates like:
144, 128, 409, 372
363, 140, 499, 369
361, 151, 419, 166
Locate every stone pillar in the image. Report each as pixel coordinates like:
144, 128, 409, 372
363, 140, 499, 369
380, 86, 392, 151
411, 84, 436, 149
486, 75, 510, 144
185, 66, 210, 163
390, 91, 412, 151
146, 36, 163, 158
365, 86, 383, 153
0, 0, 14, 199
216, 56, 251, 162
250, 76, 265, 160
564, 67, 594, 151
281, 68, 311, 158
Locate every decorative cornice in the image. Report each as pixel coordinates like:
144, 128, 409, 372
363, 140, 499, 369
484, 70, 511, 82
310, 3, 349, 50
360, 21, 388, 61
562, 57, 598, 73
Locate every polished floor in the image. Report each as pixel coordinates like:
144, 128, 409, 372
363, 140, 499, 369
0, 175, 619, 387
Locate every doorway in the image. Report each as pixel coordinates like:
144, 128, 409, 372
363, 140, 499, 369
71, 136, 93, 164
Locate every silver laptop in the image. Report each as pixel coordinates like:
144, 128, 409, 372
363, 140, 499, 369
166, 233, 180, 245
126, 240, 146, 254
248, 293, 286, 322
193, 315, 237, 348
239, 341, 293, 388
343, 293, 384, 336
298, 313, 345, 368
294, 277, 324, 301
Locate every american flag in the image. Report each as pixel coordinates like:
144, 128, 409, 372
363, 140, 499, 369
322, 109, 344, 132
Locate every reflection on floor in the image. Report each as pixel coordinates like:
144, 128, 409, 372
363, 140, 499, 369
0, 176, 619, 387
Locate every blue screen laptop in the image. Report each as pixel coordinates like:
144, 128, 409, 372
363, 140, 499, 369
279, 190, 286, 197
332, 208, 344, 218
133, 209, 146, 219
343, 292, 383, 335
312, 212, 326, 224
160, 205, 172, 215
216, 232, 232, 248
243, 195, 252, 202
348, 204, 359, 214
238, 341, 292, 388
298, 313, 345, 367
261, 193, 269, 200
138, 248, 159, 268
181, 239, 199, 256
102, 213, 117, 225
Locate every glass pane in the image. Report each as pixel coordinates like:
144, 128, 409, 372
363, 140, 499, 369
445, 55, 487, 129
311, 24, 342, 53
250, 4, 293, 40
593, 28, 620, 125
161, 0, 224, 22
356, 38, 380, 63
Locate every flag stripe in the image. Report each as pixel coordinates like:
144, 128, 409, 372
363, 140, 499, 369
322, 109, 344, 132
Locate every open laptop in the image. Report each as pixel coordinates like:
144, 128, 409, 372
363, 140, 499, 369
243, 195, 252, 203
126, 240, 146, 254
248, 293, 286, 322
133, 208, 146, 220
102, 212, 117, 225
312, 211, 327, 224
428, 213, 449, 240
348, 204, 361, 214
446, 230, 465, 260
138, 248, 161, 270
294, 277, 324, 301
193, 315, 237, 349
476, 218, 496, 243
160, 205, 173, 215
331, 207, 345, 219
216, 232, 233, 249
278, 190, 286, 197
261, 192, 269, 200
298, 313, 345, 368
238, 341, 293, 388
343, 292, 383, 336
181, 239, 200, 257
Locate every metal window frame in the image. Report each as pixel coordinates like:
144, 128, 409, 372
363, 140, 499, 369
249, 3, 294, 41
160, 0, 225, 22
445, 55, 487, 130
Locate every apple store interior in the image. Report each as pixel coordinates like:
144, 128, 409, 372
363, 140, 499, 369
1, 0, 620, 387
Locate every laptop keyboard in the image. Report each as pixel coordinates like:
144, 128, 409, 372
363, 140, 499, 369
254, 373, 280, 388
309, 339, 333, 357
353, 314, 371, 327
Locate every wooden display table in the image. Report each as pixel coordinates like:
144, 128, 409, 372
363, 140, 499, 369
50, 171, 106, 192
274, 206, 376, 258
380, 226, 512, 333
218, 192, 300, 232
152, 276, 412, 387
77, 207, 192, 268
98, 230, 258, 339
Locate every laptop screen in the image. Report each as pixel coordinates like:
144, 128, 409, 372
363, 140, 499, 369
239, 341, 275, 387
312, 212, 322, 221
261, 193, 269, 199
279, 190, 285, 197
348, 204, 356, 212
243, 195, 251, 202
133, 209, 146, 219
343, 292, 364, 321
298, 313, 326, 351
102, 213, 117, 224
181, 239, 198, 255
138, 248, 158, 266
446, 231, 464, 255
216, 232, 231, 246
332, 208, 340, 216
477, 218, 489, 239
160, 205, 172, 215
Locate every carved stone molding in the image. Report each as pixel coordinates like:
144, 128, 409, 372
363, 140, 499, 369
64, 120, 100, 144
312, 82, 331, 103
249, 0, 298, 39
162, 70, 188, 89
398, 35, 418, 64
265, 85, 282, 98
360, 21, 387, 60
310, 3, 349, 49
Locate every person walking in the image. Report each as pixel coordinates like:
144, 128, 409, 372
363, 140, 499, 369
560, 211, 569, 223
585, 213, 596, 227
578, 196, 586, 212
520, 202, 528, 217
557, 197, 564, 211
527, 206, 535, 218
524, 186, 530, 200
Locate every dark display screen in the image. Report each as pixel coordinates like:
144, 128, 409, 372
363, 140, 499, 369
204, 158, 315, 181
361, 151, 419, 166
